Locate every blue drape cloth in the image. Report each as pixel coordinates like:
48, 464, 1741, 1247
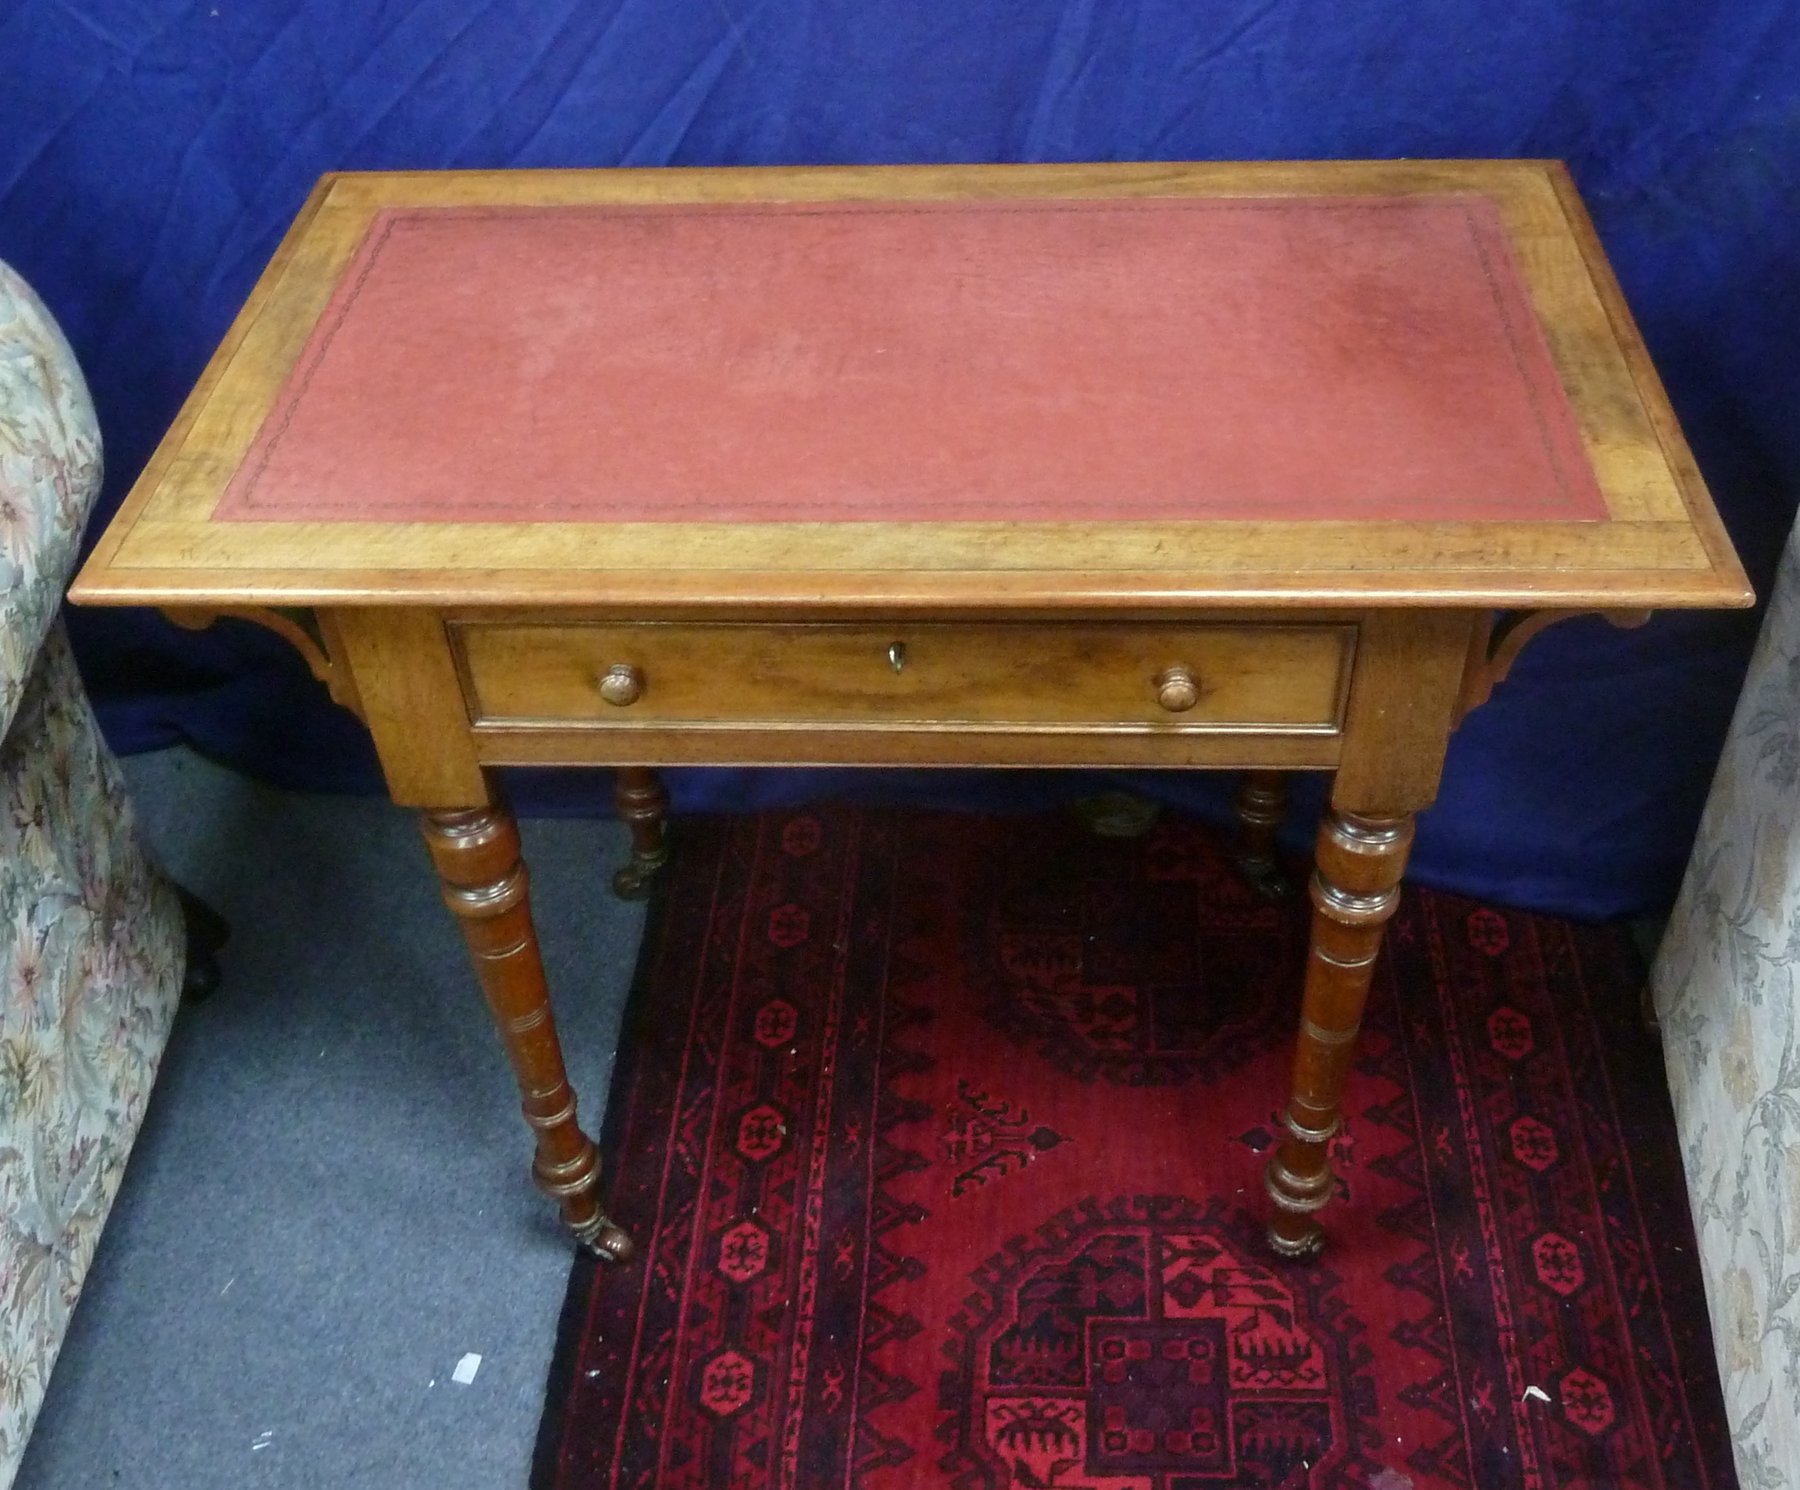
4, 1, 1796, 916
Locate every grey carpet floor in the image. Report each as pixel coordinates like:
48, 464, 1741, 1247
15, 748, 647, 1489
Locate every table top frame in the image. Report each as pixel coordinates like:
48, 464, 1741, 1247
72, 160, 1750, 616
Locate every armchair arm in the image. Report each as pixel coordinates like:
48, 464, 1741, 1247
0, 259, 102, 741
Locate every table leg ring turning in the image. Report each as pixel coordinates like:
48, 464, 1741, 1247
612, 767, 670, 900
422, 805, 635, 1262
1265, 808, 1413, 1259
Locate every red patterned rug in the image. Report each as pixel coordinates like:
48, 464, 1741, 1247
534, 808, 1735, 1490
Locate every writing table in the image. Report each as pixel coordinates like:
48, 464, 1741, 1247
71, 162, 1750, 1262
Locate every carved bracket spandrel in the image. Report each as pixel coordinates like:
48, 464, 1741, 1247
1455, 607, 1651, 725
162, 606, 366, 721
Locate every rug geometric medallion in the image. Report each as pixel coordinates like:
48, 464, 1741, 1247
533, 809, 1736, 1490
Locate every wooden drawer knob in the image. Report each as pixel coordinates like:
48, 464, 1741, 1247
598, 663, 644, 707
1155, 665, 1199, 713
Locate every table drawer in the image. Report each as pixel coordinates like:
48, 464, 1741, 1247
453, 621, 1354, 734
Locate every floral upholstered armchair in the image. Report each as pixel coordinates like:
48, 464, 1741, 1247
0, 261, 189, 1483
1653, 516, 1800, 1490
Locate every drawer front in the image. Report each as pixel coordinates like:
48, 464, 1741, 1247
453, 621, 1354, 734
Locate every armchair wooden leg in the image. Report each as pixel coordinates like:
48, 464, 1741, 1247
1265, 808, 1412, 1259
1234, 770, 1292, 900
176, 884, 230, 1004
422, 805, 633, 1261
612, 766, 669, 901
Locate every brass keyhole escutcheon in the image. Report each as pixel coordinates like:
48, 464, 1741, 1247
1155, 664, 1199, 713
598, 663, 644, 707
888, 641, 907, 674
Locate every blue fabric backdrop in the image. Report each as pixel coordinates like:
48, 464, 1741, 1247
4, 1, 1797, 916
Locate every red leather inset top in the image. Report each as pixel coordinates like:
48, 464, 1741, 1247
217, 196, 1608, 525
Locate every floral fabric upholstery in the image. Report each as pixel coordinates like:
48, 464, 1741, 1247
1653, 517, 1800, 1490
0, 261, 184, 1485
0, 267, 90, 738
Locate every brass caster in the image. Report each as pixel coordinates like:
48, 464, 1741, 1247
575, 1215, 637, 1263
1266, 1220, 1324, 1261
1235, 852, 1295, 902
611, 848, 668, 901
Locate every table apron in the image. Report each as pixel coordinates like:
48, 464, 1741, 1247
324, 607, 1477, 809
463, 724, 1346, 770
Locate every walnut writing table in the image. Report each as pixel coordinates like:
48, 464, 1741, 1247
72, 162, 1750, 1263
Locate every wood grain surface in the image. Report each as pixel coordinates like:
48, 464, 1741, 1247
452, 619, 1355, 732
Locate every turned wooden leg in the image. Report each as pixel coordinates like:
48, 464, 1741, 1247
612, 766, 669, 901
1265, 808, 1413, 1259
422, 806, 633, 1262
1234, 770, 1292, 900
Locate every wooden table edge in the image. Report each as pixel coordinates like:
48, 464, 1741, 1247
315, 157, 1574, 202
67, 567, 1755, 613
1544, 163, 1749, 594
